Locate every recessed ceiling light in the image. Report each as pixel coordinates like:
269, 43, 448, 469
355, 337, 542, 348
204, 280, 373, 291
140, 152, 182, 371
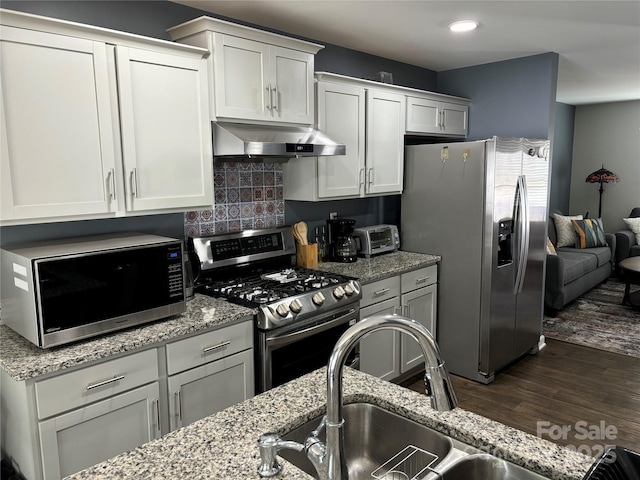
448, 20, 479, 33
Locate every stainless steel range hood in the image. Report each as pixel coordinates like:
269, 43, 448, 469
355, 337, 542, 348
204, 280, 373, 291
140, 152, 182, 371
212, 122, 345, 161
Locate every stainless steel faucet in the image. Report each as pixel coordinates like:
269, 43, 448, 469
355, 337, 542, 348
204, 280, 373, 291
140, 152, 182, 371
257, 314, 459, 479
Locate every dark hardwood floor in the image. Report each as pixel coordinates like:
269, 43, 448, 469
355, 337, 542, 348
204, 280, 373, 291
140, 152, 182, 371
402, 338, 640, 457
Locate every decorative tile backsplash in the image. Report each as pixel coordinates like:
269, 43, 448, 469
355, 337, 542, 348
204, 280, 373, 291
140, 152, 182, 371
184, 162, 285, 238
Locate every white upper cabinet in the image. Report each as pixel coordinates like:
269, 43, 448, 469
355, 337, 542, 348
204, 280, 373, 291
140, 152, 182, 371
365, 88, 405, 195
406, 95, 469, 137
0, 9, 213, 225
316, 81, 365, 198
168, 17, 322, 125
0, 26, 118, 221
115, 46, 212, 212
284, 73, 405, 201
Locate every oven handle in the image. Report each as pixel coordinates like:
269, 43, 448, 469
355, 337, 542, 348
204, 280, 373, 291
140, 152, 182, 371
265, 308, 358, 348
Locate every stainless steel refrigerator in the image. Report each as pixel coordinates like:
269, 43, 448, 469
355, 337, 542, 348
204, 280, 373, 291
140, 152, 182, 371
401, 137, 550, 383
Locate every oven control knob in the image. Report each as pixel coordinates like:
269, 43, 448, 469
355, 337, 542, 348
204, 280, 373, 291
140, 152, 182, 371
276, 303, 290, 318
333, 286, 346, 299
289, 298, 303, 314
344, 281, 360, 296
312, 292, 325, 306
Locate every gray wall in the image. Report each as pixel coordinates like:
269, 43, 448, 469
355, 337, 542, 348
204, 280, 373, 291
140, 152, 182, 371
437, 53, 559, 141
549, 103, 576, 215
569, 100, 640, 232
0, 0, 433, 245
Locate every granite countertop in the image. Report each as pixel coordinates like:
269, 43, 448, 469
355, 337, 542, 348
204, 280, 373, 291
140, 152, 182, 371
315, 250, 440, 284
0, 294, 255, 381
64, 367, 593, 480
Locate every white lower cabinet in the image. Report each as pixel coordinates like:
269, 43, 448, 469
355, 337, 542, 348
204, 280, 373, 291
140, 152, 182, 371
400, 266, 438, 374
167, 349, 254, 430
1, 319, 254, 480
359, 276, 401, 381
359, 265, 438, 382
166, 320, 255, 431
38, 382, 160, 480
360, 297, 401, 381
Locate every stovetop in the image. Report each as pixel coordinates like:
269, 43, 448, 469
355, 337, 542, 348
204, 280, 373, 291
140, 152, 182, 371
190, 227, 361, 330
196, 266, 361, 330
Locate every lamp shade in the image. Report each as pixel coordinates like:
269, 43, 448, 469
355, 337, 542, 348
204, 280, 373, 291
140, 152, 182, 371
585, 166, 619, 184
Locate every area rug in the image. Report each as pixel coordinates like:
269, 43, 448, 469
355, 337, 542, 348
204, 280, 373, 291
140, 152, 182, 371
543, 278, 640, 358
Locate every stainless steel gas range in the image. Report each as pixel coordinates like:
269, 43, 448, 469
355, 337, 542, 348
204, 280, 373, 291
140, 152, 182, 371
190, 227, 362, 393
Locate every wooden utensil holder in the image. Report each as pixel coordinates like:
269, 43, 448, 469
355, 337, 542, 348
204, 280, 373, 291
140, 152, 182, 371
296, 243, 318, 268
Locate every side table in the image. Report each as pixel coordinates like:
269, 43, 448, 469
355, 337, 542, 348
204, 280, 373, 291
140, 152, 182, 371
619, 257, 640, 308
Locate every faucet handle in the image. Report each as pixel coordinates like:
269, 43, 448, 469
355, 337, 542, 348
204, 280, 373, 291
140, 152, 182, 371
257, 433, 304, 477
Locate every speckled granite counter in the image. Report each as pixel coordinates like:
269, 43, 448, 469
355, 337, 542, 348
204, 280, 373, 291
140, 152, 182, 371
0, 294, 255, 381
314, 250, 440, 284
63, 367, 592, 480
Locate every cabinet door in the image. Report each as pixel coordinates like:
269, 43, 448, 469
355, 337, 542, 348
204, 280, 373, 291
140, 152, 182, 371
401, 284, 437, 373
116, 46, 213, 212
365, 89, 405, 195
406, 96, 440, 134
316, 82, 365, 198
441, 102, 468, 136
213, 34, 269, 121
39, 382, 160, 480
167, 349, 254, 431
360, 297, 401, 381
0, 26, 117, 221
270, 46, 314, 124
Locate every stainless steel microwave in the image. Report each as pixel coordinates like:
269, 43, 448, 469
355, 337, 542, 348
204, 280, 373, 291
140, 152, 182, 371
1, 233, 186, 348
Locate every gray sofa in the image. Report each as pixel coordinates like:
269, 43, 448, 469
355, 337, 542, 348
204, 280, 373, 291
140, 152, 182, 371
545, 217, 616, 312
615, 207, 640, 272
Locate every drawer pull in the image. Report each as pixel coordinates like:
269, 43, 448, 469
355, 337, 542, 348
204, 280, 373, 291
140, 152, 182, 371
415, 276, 431, 284
86, 374, 125, 391
203, 341, 231, 354
373, 288, 390, 297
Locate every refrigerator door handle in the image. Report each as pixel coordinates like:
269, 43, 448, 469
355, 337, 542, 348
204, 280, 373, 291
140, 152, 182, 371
513, 175, 530, 294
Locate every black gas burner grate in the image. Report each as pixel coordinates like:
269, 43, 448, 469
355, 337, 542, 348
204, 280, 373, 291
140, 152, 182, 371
197, 267, 350, 307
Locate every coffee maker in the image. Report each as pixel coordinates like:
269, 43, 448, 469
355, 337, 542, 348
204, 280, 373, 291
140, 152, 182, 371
327, 218, 358, 263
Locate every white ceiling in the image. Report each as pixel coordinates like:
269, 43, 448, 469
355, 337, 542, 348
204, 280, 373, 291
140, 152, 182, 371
171, 0, 640, 105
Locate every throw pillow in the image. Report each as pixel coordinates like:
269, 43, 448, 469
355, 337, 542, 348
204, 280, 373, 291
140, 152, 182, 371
546, 237, 557, 255
553, 213, 583, 248
623, 217, 640, 244
572, 218, 607, 248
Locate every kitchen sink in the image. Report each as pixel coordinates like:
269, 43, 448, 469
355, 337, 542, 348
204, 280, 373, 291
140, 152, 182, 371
436, 454, 548, 480
280, 402, 453, 479
280, 402, 549, 480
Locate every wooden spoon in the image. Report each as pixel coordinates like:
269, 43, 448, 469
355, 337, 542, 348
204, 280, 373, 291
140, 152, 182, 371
292, 224, 303, 244
295, 222, 308, 245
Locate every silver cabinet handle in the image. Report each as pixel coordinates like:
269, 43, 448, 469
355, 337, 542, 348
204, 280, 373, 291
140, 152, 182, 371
272, 85, 278, 111
415, 276, 431, 284
203, 340, 231, 354
441, 110, 446, 128
373, 288, 390, 297
130, 168, 138, 197
175, 390, 182, 422
404, 304, 410, 317
153, 398, 160, 437
266, 84, 272, 110
368, 167, 374, 187
107, 168, 116, 200
86, 374, 125, 391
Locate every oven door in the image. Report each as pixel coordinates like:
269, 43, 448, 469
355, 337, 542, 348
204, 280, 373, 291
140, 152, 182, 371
258, 306, 360, 392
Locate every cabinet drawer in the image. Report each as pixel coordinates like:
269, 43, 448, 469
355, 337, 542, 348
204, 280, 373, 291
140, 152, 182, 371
401, 265, 437, 294
166, 320, 253, 375
35, 348, 158, 420
360, 276, 400, 308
